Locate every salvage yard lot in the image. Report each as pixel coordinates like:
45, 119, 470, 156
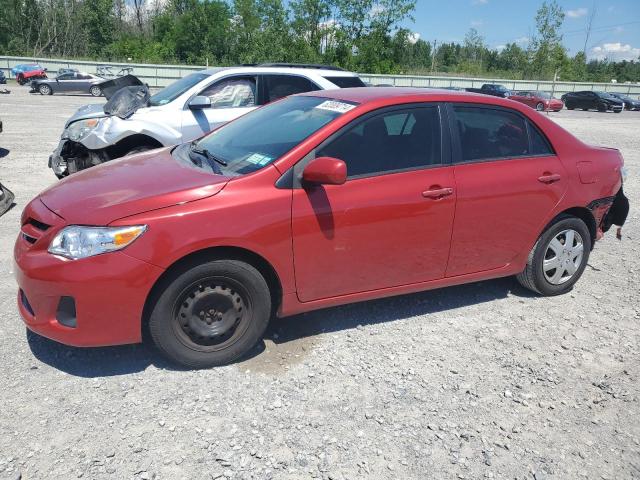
0, 86, 638, 479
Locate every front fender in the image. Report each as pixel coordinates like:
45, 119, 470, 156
78, 115, 181, 150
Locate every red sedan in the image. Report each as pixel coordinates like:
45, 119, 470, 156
509, 90, 564, 111
15, 88, 624, 368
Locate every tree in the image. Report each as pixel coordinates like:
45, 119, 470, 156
530, 0, 565, 78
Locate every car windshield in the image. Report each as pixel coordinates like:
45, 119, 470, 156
594, 91, 617, 100
536, 91, 552, 99
192, 95, 357, 176
149, 72, 210, 106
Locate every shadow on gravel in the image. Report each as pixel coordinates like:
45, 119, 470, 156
266, 276, 536, 345
0, 148, 9, 158
27, 277, 533, 376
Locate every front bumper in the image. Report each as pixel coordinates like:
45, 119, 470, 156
14, 199, 164, 347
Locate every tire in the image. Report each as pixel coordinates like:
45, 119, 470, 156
535, 102, 544, 111
566, 103, 574, 110
614, 109, 622, 114
517, 215, 591, 296
89, 85, 101, 97
597, 103, 607, 112
16, 74, 25, 85
38, 84, 52, 95
149, 259, 272, 368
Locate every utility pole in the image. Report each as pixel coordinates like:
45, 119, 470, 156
430, 40, 437, 73
582, 3, 597, 57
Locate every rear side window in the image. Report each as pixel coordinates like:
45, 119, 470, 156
264, 75, 320, 103
453, 106, 529, 162
324, 76, 366, 88
318, 106, 442, 177
528, 121, 554, 156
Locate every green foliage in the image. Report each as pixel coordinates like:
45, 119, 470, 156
0, 0, 638, 82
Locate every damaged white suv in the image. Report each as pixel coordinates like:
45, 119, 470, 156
49, 63, 365, 177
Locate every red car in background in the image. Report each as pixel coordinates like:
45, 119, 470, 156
15, 88, 625, 368
12, 64, 48, 85
509, 90, 564, 112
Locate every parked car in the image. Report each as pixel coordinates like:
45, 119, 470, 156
466, 83, 511, 98
30, 71, 105, 96
11, 63, 47, 85
17, 87, 626, 368
509, 90, 564, 111
0, 70, 6, 85
608, 92, 640, 111
48, 64, 366, 177
561, 91, 623, 113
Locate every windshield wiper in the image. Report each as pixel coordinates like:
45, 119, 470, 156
189, 141, 228, 168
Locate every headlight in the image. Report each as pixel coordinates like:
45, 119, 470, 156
66, 118, 101, 142
48, 225, 147, 260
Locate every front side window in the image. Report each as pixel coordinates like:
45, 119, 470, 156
200, 76, 256, 108
264, 75, 320, 103
453, 106, 529, 162
149, 72, 210, 106
318, 106, 442, 178
191, 96, 356, 176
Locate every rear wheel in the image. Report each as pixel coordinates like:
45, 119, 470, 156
149, 259, 272, 368
89, 85, 101, 97
597, 103, 607, 112
535, 102, 544, 111
38, 84, 52, 95
517, 215, 591, 296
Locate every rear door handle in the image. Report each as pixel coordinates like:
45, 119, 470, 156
538, 173, 561, 184
422, 187, 454, 199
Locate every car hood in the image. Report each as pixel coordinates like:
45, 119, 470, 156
39, 148, 229, 225
65, 103, 108, 127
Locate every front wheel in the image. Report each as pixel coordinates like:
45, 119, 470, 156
149, 259, 272, 368
39, 84, 52, 95
535, 102, 545, 111
16, 74, 25, 85
89, 85, 101, 97
517, 215, 591, 296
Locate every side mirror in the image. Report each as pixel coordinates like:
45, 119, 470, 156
302, 157, 347, 186
188, 95, 211, 110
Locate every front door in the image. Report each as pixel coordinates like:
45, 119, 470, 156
445, 104, 568, 276
291, 104, 457, 302
181, 75, 258, 142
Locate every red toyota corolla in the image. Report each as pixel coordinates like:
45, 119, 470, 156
509, 90, 564, 112
15, 88, 625, 368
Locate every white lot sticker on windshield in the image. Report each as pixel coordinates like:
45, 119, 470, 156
245, 153, 272, 166
315, 100, 356, 114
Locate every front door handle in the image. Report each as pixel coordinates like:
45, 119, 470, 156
422, 187, 454, 199
538, 173, 561, 184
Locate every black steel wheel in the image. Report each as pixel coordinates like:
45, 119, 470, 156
149, 259, 271, 368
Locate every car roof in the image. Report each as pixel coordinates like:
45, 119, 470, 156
298, 87, 506, 104
200, 66, 359, 77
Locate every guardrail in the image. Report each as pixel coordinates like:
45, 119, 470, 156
2, 55, 639, 95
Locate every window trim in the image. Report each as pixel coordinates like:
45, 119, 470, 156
447, 103, 556, 165
281, 102, 450, 189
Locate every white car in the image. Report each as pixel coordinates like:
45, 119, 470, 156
49, 64, 365, 177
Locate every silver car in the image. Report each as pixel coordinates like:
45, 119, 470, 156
31, 72, 105, 96
49, 64, 365, 177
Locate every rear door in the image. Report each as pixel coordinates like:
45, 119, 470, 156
291, 103, 456, 302
445, 104, 567, 277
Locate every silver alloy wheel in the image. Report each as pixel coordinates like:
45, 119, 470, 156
90, 86, 101, 97
543, 229, 584, 285
536, 102, 544, 111
39, 84, 51, 95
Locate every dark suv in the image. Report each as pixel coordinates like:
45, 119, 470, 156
561, 91, 624, 113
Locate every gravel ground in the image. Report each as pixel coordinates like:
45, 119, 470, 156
0, 86, 638, 480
